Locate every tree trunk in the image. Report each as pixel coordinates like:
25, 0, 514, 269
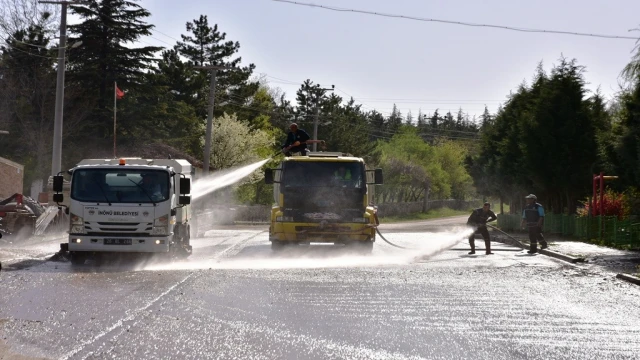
422, 185, 430, 213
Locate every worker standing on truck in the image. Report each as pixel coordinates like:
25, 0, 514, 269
281, 123, 325, 156
466, 202, 497, 255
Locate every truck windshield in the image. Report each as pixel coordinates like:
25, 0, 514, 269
282, 161, 364, 188
71, 169, 170, 203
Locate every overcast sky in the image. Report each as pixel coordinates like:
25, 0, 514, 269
73, 0, 640, 120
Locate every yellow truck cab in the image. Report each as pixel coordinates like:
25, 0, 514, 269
264, 152, 383, 252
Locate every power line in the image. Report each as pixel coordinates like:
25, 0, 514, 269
262, 74, 301, 85
151, 28, 181, 43
1, 43, 56, 60
273, 0, 640, 41
258, 73, 497, 115
349, 97, 503, 102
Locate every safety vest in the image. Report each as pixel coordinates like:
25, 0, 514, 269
334, 169, 352, 180
523, 203, 542, 224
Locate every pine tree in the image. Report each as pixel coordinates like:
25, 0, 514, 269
430, 110, 440, 128
175, 14, 257, 119
416, 109, 425, 129
295, 79, 327, 130
480, 106, 492, 130
406, 110, 414, 126
387, 104, 403, 134
68, 0, 162, 138
0, 18, 56, 184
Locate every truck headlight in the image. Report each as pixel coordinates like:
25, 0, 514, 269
152, 226, 168, 235
352, 217, 367, 223
70, 225, 85, 234
153, 215, 169, 235
71, 213, 84, 225
70, 213, 85, 234
154, 215, 168, 226
276, 216, 293, 222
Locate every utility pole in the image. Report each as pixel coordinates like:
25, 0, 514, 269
312, 84, 334, 152
40, 0, 81, 176
194, 65, 235, 175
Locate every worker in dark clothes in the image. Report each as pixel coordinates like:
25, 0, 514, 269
281, 123, 325, 156
467, 202, 497, 255
521, 194, 548, 254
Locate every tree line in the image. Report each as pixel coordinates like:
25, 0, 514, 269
1, 0, 639, 212
469, 52, 640, 215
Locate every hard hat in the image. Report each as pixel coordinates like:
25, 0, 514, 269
525, 194, 537, 199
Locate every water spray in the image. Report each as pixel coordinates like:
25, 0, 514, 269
192, 158, 271, 200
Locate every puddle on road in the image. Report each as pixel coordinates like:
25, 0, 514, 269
141, 228, 473, 272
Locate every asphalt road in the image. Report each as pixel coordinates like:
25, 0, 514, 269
1, 217, 640, 359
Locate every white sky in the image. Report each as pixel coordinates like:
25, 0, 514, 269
70, 0, 640, 120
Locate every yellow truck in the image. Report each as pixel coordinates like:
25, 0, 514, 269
264, 152, 383, 252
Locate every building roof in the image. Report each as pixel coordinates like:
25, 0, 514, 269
0, 156, 24, 169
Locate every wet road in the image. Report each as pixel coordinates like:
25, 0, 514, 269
1, 218, 640, 359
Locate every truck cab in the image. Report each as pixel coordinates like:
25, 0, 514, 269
52, 158, 193, 265
265, 152, 383, 252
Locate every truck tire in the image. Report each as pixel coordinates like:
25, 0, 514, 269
348, 240, 373, 254
174, 224, 192, 259
70, 252, 87, 265
271, 240, 285, 252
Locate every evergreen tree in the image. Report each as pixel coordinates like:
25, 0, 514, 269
406, 110, 414, 125
295, 79, 328, 131
175, 14, 257, 119
67, 0, 162, 138
0, 18, 56, 184
387, 104, 403, 134
416, 109, 425, 129
429, 109, 440, 128
480, 106, 492, 130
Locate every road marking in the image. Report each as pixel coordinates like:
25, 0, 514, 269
58, 231, 264, 360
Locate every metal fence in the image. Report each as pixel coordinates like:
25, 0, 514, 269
497, 213, 640, 249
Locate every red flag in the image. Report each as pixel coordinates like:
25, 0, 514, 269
116, 85, 125, 99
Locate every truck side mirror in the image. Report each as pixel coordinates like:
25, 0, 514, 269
53, 175, 64, 192
374, 169, 383, 185
53, 193, 64, 203
179, 195, 191, 205
180, 178, 191, 195
264, 169, 274, 184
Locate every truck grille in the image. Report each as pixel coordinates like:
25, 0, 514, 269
84, 221, 153, 236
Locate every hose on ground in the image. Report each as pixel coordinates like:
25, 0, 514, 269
372, 213, 418, 250
374, 226, 418, 249
485, 224, 527, 249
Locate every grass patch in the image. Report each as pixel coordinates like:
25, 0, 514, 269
379, 208, 470, 223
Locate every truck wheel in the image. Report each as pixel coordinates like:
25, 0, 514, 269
70, 252, 87, 265
348, 240, 373, 254
271, 241, 285, 252
176, 244, 192, 259
362, 241, 374, 253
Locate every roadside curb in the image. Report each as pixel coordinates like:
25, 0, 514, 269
539, 249, 585, 264
616, 273, 640, 286
491, 235, 585, 264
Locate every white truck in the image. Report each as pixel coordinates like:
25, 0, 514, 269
51, 158, 194, 265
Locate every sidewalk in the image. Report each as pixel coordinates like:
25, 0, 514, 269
492, 229, 640, 280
